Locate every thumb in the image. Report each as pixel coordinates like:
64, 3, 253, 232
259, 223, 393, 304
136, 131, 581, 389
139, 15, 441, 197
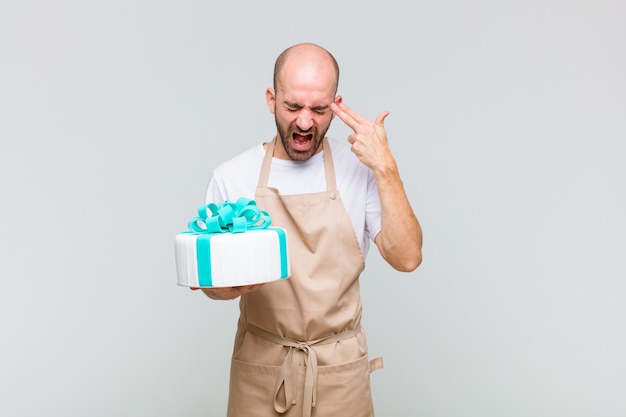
375, 111, 390, 126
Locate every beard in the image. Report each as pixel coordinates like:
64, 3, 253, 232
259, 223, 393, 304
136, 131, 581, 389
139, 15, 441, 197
275, 117, 330, 161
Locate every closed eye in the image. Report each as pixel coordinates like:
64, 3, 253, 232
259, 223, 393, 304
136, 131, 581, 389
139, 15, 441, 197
312, 106, 329, 115
284, 105, 301, 112
283, 102, 329, 115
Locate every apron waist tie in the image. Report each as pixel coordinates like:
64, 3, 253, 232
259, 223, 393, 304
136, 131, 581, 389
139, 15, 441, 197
243, 321, 361, 417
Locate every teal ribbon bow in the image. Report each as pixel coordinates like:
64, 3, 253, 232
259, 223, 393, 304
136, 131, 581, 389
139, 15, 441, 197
188, 197, 272, 234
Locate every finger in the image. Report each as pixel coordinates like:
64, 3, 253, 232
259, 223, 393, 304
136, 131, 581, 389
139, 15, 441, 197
330, 102, 359, 131
337, 102, 370, 125
237, 284, 264, 295
330, 103, 354, 129
208, 287, 239, 300
375, 111, 390, 126
339, 103, 372, 124
237, 285, 255, 294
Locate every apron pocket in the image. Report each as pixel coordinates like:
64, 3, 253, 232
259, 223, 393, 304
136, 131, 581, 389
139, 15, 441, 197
312, 354, 375, 417
228, 358, 282, 417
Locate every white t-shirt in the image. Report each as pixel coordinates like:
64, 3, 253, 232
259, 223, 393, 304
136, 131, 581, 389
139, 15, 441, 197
205, 138, 382, 258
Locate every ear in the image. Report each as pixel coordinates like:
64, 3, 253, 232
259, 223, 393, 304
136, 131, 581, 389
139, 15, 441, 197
331, 95, 343, 119
266, 88, 276, 114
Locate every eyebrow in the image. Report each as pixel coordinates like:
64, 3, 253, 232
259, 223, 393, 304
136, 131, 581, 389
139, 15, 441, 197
311, 104, 329, 112
283, 101, 329, 111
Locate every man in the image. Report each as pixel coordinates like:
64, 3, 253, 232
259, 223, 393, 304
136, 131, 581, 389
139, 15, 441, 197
199, 43, 422, 417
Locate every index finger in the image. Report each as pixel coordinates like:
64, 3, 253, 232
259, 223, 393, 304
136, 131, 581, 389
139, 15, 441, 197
330, 102, 362, 131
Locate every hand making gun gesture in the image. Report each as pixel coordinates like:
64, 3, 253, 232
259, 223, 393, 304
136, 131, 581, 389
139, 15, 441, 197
330, 101, 423, 272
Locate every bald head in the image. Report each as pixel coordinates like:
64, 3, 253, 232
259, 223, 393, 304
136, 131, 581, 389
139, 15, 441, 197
273, 43, 340, 94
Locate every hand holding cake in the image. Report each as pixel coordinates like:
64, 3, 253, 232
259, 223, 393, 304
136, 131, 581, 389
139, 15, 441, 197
174, 198, 290, 289
190, 284, 265, 300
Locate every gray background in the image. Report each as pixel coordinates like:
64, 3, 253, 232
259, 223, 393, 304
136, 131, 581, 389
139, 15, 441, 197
1, 1, 625, 416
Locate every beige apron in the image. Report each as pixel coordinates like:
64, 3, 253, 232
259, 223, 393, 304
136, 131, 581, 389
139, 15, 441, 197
226, 138, 382, 417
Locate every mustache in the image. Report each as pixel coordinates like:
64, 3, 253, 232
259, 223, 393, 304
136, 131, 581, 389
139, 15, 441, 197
292, 127, 314, 135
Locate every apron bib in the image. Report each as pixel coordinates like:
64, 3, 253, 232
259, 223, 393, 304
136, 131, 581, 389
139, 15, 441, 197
227, 138, 381, 417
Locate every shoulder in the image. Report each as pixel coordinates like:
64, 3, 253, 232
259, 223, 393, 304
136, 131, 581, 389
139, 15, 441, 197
208, 143, 266, 201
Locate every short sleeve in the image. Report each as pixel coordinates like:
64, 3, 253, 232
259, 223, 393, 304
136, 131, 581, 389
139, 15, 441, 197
205, 173, 225, 204
365, 169, 382, 243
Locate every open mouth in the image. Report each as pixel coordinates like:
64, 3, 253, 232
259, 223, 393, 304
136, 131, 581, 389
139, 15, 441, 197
292, 133, 313, 151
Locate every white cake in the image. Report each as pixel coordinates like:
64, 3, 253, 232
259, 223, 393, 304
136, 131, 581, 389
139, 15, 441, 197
175, 228, 290, 287
175, 199, 290, 288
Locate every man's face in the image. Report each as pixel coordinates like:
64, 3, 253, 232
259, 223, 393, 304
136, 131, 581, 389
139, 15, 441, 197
267, 59, 339, 161
272, 92, 335, 161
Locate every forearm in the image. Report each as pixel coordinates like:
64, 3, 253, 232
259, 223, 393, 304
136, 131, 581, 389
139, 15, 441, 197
374, 163, 422, 272
328, 101, 422, 270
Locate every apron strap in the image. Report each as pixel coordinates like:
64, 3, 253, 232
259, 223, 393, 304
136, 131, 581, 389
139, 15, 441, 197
244, 321, 361, 417
257, 137, 276, 189
321, 137, 337, 192
369, 356, 384, 373
256, 137, 338, 193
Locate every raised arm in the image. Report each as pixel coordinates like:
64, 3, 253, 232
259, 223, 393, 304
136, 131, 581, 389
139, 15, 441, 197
330, 102, 422, 272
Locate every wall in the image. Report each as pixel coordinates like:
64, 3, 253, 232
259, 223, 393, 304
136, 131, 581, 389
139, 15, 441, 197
1, 1, 625, 416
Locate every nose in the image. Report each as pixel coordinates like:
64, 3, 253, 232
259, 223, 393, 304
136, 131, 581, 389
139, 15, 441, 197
296, 110, 314, 132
